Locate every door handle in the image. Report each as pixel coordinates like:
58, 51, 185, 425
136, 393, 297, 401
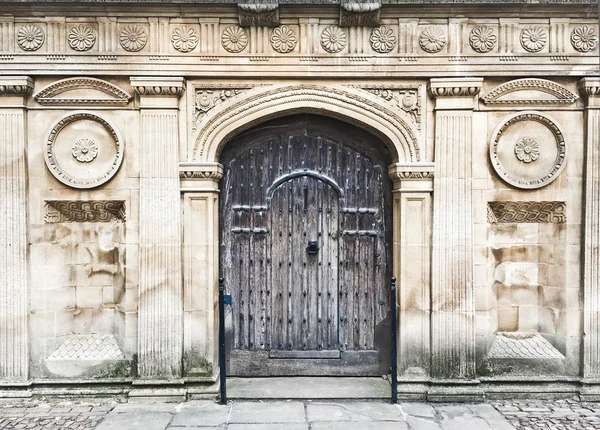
307, 241, 319, 254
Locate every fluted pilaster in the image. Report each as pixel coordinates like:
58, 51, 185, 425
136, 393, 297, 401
133, 77, 185, 379
0, 77, 32, 381
430, 78, 482, 379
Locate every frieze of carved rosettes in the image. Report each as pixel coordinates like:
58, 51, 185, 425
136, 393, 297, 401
270, 25, 297, 53
571, 25, 598, 53
120, 25, 148, 52
520, 27, 547, 53
171, 25, 199, 53
17, 24, 45, 51
222, 26, 248, 53
469, 26, 497, 53
133, 85, 184, 97
68, 24, 96, 51
419, 27, 446, 53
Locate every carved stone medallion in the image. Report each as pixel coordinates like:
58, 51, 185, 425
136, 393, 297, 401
321, 26, 347, 53
68, 24, 96, 51
469, 26, 497, 53
171, 25, 199, 53
222, 26, 248, 53
17, 24, 45, 51
489, 111, 566, 189
44, 112, 124, 189
370, 26, 396, 53
520, 27, 547, 53
270, 25, 297, 53
571, 25, 598, 53
120, 25, 148, 52
419, 27, 446, 53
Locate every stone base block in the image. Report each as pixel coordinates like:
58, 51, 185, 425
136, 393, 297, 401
128, 387, 187, 403
427, 381, 485, 403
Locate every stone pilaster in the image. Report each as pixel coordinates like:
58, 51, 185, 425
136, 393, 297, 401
0, 77, 32, 382
581, 78, 600, 384
389, 163, 433, 382
132, 77, 185, 380
429, 78, 482, 381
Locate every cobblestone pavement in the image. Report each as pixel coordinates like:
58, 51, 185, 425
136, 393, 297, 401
2, 397, 600, 429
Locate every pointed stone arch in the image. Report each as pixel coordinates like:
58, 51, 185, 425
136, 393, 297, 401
192, 84, 420, 163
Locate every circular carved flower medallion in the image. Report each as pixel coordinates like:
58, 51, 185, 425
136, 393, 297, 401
171, 25, 199, 53
45, 112, 124, 189
469, 26, 497, 53
17, 24, 45, 51
68, 24, 96, 51
571, 25, 598, 53
270, 25, 297, 53
419, 27, 446, 53
320, 26, 347, 53
222, 26, 248, 53
489, 112, 566, 190
520, 27, 547, 53
72, 138, 99, 163
370, 26, 397, 53
120, 25, 148, 52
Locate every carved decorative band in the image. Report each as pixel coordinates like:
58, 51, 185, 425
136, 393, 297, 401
579, 78, 600, 98
487, 201, 566, 224
238, 3, 279, 27
0, 77, 34, 96
179, 162, 224, 181
133, 86, 185, 97
430, 86, 481, 98
339, 2, 381, 27
388, 162, 435, 181
44, 200, 126, 223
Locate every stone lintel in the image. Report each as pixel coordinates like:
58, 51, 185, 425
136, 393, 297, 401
388, 162, 434, 192
179, 162, 223, 192
429, 77, 483, 110
579, 78, 600, 107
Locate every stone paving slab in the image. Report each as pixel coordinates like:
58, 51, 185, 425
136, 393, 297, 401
306, 401, 404, 421
229, 401, 306, 423
96, 411, 173, 430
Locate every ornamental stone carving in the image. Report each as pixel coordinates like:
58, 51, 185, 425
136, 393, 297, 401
17, 24, 45, 51
514, 137, 540, 163
419, 27, 446, 53
68, 24, 96, 51
72, 138, 99, 163
571, 25, 598, 53
469, 26, 497, 53
171, 25, 199, 53
238, 3, 279, 27
321, 26, 347, 53
483, 78, 578, 105
487, 201, 566, 224
44, 200, 126, 223
0, 77, 34, 96
270, 25, 297, 53
34, 77, 132, 106
370, 26, 396, 53
120, 25, 148, 52
222, 26, 248, 53
520, 27, 547, 52
339, 2, 381, 27
490, 111, 566, 189
44, 112, 124, 189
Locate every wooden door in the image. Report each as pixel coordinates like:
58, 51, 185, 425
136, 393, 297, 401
220, 115, 392, 376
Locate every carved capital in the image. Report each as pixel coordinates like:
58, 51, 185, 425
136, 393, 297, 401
131, 77, 185, 97
238, 3, 279, 27
579, 78, 600, 107
388, 163, 434, 192
0, 76, 34, 97
180, 162, 223, 191
429, 78, 483, 98
339, 1, 381, 27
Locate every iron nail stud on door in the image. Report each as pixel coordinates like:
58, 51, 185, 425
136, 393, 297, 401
307, 240, 319, 254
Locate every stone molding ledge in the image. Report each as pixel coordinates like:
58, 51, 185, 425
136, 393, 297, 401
180, 162, 223, 192
429, 77, 483, 98
388, 162, 434, 192
579, 78, 600, 107
0, 77, 34, 96
131, 77, 185, 98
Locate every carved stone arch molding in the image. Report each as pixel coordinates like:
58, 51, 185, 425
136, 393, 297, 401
34, 77, 132, 106
482, 78, 579, 105
191, 84, 421, 163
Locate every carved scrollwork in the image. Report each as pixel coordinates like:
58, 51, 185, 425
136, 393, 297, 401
270, 25, 297, 53
469, 26, 497, 53
370, 26, 396, 53
357, 86, 422, 130
17, 24, 45, 51
193, 86, 253, 130
68, 24, 96, 52
419, 27, 446, 53
339, 2, 381, 27
45, 200, 126, 223
487, 201, 566, 224
238, 3, 279, 27
222, 26, 248, 53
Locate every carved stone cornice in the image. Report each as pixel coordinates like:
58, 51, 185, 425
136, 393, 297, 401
579, 78, 600, 106
0, 77, 34, 97
180, 162, 223, 191
131, 77, 185, 97
339, 1, 381, 27
238, 3, 279, 27
388, 162, 434, 192
429, 78, 483, 98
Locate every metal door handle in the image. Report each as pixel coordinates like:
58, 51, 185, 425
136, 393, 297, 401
307, 241, 319, 254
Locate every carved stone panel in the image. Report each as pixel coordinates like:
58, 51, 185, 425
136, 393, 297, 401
489, 112, 566, 189
45, 200, 126, 223
44, 112, 124, 189
487, 201, 566, 223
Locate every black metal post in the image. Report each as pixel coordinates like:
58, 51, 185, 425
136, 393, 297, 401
218, 278, 227, 405
391, 276, 398, 404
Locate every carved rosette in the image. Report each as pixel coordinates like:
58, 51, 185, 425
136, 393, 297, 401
171, 25, 199, 53
514, 137, 540, 163
469, 26, 497, 53
571, 25, 598, 53
419, 27, 446, 53
72, 138, 99, 163
120, 25, 148, 52
370, 26, 396, 53
321, 26, 347, 53
520, 27, 547, 53
68, 24, 96, 51
222, 26, 248, 53
270, 25, 297, 53
17, 24, 45, 51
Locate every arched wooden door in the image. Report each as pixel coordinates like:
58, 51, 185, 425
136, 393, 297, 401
220, 115, 392, 376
